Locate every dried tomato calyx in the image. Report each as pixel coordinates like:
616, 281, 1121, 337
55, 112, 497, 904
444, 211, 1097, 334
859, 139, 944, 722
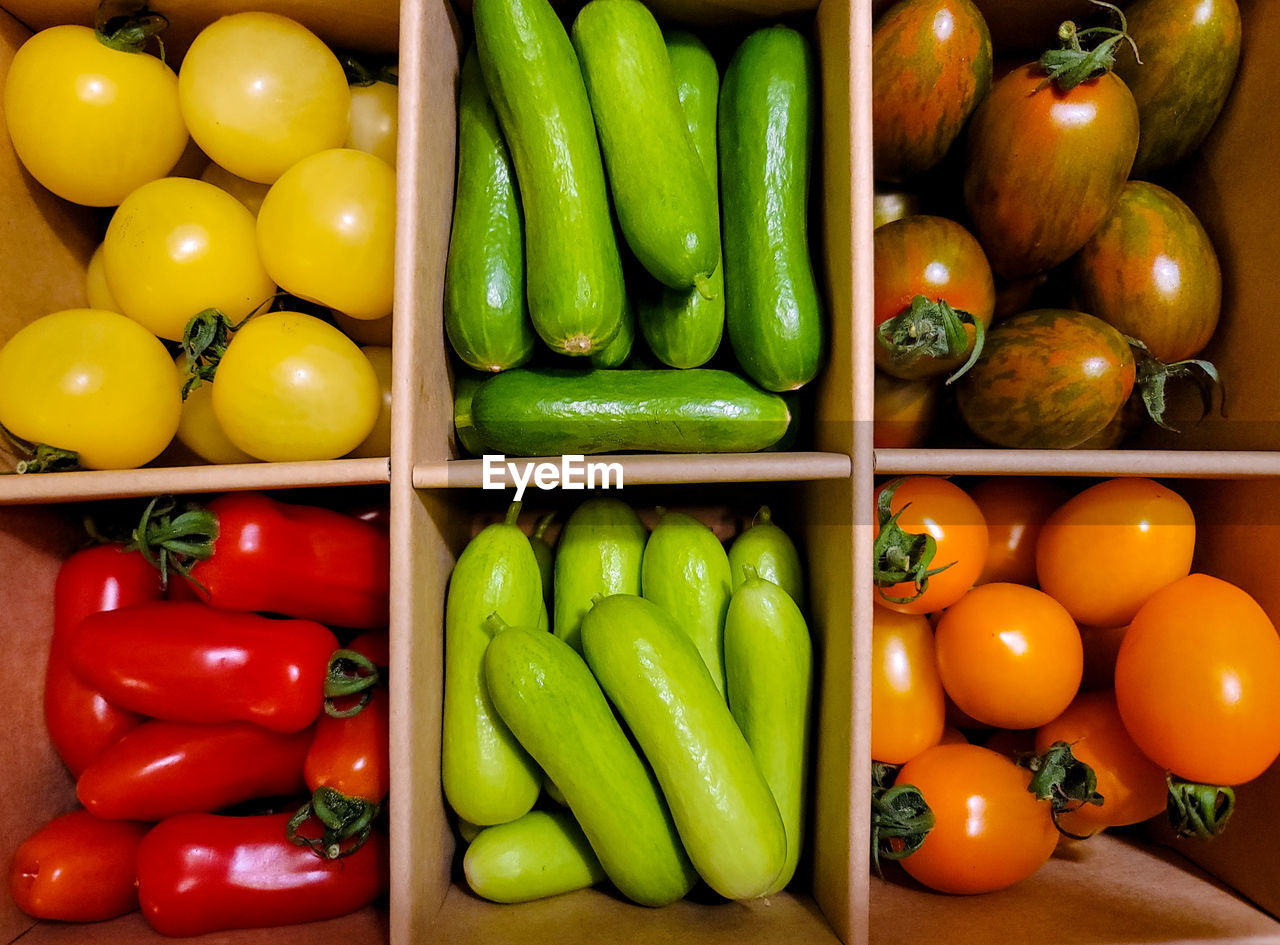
287, 786, 380, 860
1037, 1, 1140, 92
1127, 336, 1223, 433
125, 494, 219, 589
1166, 776, 1235, 840
873, 478, 955, 605
324, 649, 382, 718
876, 295, 986, 385
95, 0, 169, 56
871, 762, 934, 878
1019, 740, 1104, 838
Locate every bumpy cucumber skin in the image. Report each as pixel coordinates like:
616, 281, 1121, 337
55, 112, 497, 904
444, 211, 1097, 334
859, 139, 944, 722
720, 26, 824, 392
464, 809, 606, 904
443, 49, 536, 374
484, 625, 697, 906
442, 513, 544, 826
589, 293, 636, 369
571, 0, 719, 291
728, 506, 805, 606
581, 594, 786, 900
638, 30, 725, 369
641, 510, 732, 695
470, 367, 790, 455
724, 571, 813, 895
474, 0, 625, 356
554, 498, 648, 653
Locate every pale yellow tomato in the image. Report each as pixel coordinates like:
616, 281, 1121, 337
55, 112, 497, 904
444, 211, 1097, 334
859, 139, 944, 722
200, 162, 271, 216
349, 345, 393, 458
85, 244, 122, 313
334, 311, 394, 346
103, 177, 276, 341
345, 80, 398, 168
173, 354, 257, 465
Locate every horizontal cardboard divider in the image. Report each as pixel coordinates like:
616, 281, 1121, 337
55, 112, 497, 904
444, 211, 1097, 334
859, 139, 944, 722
875, 449, 1280, 479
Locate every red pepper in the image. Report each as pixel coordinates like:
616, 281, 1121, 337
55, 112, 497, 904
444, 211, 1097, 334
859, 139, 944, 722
137, 812, 388, 937
77, 720, 312, 822
69, 600, 339, 733
46, 543, 164, 775
132, 492, 390, 629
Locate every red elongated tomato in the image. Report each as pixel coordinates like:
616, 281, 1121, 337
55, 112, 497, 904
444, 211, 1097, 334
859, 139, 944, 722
306, 685, 390, 804
964, 64, 1138, 279
70, 601, 338, 733
1074, 181, 1221, 362
137, 812, 388, 936
872, 0, 992, 181
77, 720, 312, 821
871, 604, 945, 764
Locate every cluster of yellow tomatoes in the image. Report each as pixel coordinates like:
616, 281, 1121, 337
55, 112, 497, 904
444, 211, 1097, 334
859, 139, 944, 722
0, 11, 398, 468
872, 476, 1280, 894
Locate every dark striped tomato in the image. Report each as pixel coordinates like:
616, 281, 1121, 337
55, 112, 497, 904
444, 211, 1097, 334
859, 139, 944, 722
872, 0, 992, 182
1113, 0, 1241, 176
956, 309, 1135, 449
873, 371, 937, 448
964, 64, 1138, 279
1074, 181, 1221, 362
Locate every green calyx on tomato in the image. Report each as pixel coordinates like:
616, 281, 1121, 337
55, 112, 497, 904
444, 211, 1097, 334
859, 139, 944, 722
870, 762, 934, 878
180, 308, 249, 399
1166, 775, 1235, 840
324, 649, 382, 718
876, 295, 986, 385
125, 494, 219, 589
873, 478, 954, 605
287, 786, 381, 860
94, 1, 169, 56
1017, 740, 1104, 838
1037, 2, 1141, 92
1128, 336, 1223, 432
337, 50, 399, 87
0, 423, 81, 474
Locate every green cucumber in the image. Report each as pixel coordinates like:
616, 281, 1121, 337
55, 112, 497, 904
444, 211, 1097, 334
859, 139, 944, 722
728, 506, 804, 606
470, 367, 790, 455
474, 0, 625, 355
724, 565, 813, 895
529, 512, 556, 621
443, 48, 536, 374
638, 30, 724, 369
442, 503, 544, 826
553, 498, 647, 653
720, 26, 824, 392
571, 0, 718, 292
589, 293, 635, 369
483, 623, 697, 906
581, 594, 785, 900
453, 372, 489, 456
464, 809, 606, 903
641, 509, 732, 695
457, 817, 482, 844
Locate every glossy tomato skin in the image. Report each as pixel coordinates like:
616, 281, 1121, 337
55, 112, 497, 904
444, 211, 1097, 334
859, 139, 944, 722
346, 80, 399, 168
1115, 574, 1280, 786
873, 215, 995, 379
9, 810, 148, 922
70, 601, 339, 733
137, 812, 388, 936
874, 477, 988, 615
964, 65, 1138, 279
968, 477, 1068, 586
935, 583, 1083, 729
872, 0, 992, 181
1113, 0, 1241, 176
1074, 181, 1221, 362
873, 371, 937, 449
1035, 690, 1167, 830
1036, 478, 1195, 628
77, 720, 311, 821
871, 604, 945, 764
46, 544, 163, 776
955, 309, 1136, 449
306, 685, 390, 803
897, 743, 1058, 894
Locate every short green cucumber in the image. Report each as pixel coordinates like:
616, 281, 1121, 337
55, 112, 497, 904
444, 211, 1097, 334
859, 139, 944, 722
641, 509, 732, 695
452, 373, 489, 456
483, 624, 697, 906
543, 775, 566, 806
571, 0, 719, 292
720, 26, 824, 392
442, 503, 544, 826
474, 0, 625, 356
457, 817, 482, 844
589, 293, 635, 369
638, 30, 724, 369
724, 565, 813, 895
470, 368, 790, 455
529, 512, 556, 621
581, 594, 785, 900
463, 809, 606, 904
443, 48, 536, 373
553, 498, 647, 653
728, 506, 805, 606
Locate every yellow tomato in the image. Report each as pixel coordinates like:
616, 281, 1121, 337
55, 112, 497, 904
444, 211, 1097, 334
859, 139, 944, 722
85, 244, 121, 313
3, 25, 187, 206
177, 12, 350, 184
173, 354, 257, 465
103, 177, 276, 341
0, 309, 180, 469
345, 80, 399, 168
211, 311, 380, 462
349, 345, 393, 458
334, 311, 394, 346
257, 148, 396, 320
200, 162, 271, 216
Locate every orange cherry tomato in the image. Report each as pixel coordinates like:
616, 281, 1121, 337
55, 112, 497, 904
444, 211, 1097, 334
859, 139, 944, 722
968, 477, 1069, 587
1036, 478, 1195, 628
874, 477, 988, 615
935, 582, 1082, 729
1035, 690, 1167, 830
937, 725, 968, 746
1115, 574, 1280, 786
871, 604, 945, 764
896, 743, 1058, 894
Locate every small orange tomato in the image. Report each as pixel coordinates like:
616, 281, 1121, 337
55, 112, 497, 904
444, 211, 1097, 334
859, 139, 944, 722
871, 604, 945, 764
968, 477, 1068, 586
1036, 478, 1195, 628
935, 582, 1082, 729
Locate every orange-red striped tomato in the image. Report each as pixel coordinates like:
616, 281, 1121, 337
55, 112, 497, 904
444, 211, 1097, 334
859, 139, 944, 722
873, 371, 937, 449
